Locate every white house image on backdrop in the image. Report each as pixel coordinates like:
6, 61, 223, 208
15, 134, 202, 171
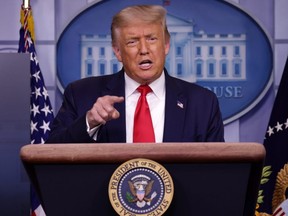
80, 13, 246, 83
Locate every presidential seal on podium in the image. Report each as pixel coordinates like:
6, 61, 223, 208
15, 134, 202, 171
108, 158, 174, 216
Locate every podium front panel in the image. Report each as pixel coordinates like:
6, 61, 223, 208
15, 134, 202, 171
21, 143, 265, 216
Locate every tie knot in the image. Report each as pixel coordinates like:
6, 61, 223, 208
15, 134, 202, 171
137, 85, 152, 96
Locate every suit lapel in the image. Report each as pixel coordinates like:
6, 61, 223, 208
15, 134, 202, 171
163, 73, 187, 142
101, 70, 126, 142
98, 70, 187, 143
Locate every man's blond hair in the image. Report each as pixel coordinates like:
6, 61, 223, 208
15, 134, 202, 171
111, 5, 170, 46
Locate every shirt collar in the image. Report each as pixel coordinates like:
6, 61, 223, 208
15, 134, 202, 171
124, 71, 165, 98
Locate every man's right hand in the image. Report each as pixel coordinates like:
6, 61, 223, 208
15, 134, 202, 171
86, 95, 124, 129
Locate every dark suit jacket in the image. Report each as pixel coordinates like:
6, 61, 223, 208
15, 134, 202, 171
46, 69, 224, 143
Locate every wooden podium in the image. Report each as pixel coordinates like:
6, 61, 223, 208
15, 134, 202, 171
20, 142, 265, 216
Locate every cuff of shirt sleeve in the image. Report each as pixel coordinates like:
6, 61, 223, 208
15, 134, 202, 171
86, 116, 101, 140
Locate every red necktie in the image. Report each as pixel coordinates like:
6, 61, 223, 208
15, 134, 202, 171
133, 85, 155, 143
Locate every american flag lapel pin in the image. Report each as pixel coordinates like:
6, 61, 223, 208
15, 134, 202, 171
177, 101, 184, 109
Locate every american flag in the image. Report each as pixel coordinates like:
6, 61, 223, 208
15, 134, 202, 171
18, 4, 54, 216
257, 56, 288, 215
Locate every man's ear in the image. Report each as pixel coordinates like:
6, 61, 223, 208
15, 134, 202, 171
112, 45, 122, 62
164, 38, 170, 55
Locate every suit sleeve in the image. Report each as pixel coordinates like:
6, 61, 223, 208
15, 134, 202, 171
206, 94, 225, 142
45, 83, 95, 143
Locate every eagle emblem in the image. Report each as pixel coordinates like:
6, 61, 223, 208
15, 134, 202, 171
126, 174, 157, 208
256, 164, 288, 216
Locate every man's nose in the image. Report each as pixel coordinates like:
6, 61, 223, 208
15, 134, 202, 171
139, 40, 149, 55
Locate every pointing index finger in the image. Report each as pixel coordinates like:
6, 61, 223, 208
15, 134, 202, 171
108, 96, 125, 105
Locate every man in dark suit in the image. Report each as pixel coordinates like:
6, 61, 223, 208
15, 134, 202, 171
46, 5, 224, 144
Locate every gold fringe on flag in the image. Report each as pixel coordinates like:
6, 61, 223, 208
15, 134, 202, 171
20, 5, 35, 42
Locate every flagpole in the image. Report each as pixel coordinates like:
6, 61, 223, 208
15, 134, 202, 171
23, 0, 30, 9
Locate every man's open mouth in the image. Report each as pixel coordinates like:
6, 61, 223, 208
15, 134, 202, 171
139, 60, 153, 69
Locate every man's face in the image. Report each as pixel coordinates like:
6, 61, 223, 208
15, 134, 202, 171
113, 22, 170, 84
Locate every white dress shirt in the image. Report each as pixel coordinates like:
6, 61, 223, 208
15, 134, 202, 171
87, 71, 166, 143
125, 72, 166, 143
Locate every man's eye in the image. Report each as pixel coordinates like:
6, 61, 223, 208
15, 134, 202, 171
148, 37, 157, 42
127, 40, 137, 46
